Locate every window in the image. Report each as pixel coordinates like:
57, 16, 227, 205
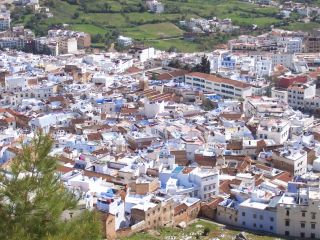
242, 221, 246, 226
311, 233, 315, 239
311, 223, 316, 229
311, 212, 316, 219
285, 231, 289, 236
285, 220, 290, 226
270, 226, 273, 231
259, 224, 263, 228
259, 215, 263, 220
253, 223, 256, 228
270, 217, 274, 222
301, 233, 305, 238
302, 211, 306, 217
242, 212, 245, 217
253, 214, 257, 219
286, 210, 290, 216
301, 222, 305, 228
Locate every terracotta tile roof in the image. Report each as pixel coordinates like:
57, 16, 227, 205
59, 156, 74, 164
174, 203, 188, 215
125, 67, 142, 74
87, 132, 102, 141
206, 196, 224, 208
230, 178, 242, 186
121, 107, 139, 114
157, 69, 188, 81
4, 117, 15, 123
226, 141, 243, 150
57, 165, 73, 173
272, 171, 293, 183
48, 96, 65, 102
186, 72, 252, 89
220, 113, 243, 121
170, 69, 188, 77
157, 72, 172, 81
219, 180, 231, 195
92, 148, 109, 156
254, 163, 272, 172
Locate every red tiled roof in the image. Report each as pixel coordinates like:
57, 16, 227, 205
272, 171, 293, 183
174, 203, 188, 215
87, 132, 102, 141
125, 67, 142, 74
206, 196, 224, 208
219, 180, 231, 195
170, 69, 188, 77
57, 165, 73, 173
157, 73, 172, 81
254, 163, 272, 172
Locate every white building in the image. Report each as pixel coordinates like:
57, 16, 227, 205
144, 100, 165, 118
117, 36, 133, 47
272, 147, 308, 176
257, 119, 291, 144
159, 166, 219, 200
255, 56, 272, 77
271, 88, 288, 103
58, 37, 78, 54
185, 72, 253, 99
134, 47, 155, 62
0, 11, 10, 31
285, 38, 302, 54
146, 0, 164, 13
5, 76, 28, 90
271, 53, 293, 69
276, 189, 320, 239
287, 83, 316, 110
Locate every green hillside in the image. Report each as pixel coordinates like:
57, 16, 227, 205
11, 0, 320, 52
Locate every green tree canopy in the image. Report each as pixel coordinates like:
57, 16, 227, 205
193, 55, 211, 74
0, 132, 102, 240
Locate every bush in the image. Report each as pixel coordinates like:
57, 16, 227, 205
203, 227, 210, 236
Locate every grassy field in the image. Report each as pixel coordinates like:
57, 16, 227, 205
123, 22, 184, 40
122, 220, 283, 240
144, 39, 201, 52
11, 0, 318, 52
285, 22, 320, 32
70, 24, 107, 35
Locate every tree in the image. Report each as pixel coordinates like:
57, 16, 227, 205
193, 55, 210, 74
0, 132, 102, 240
202, 227, 210, 236
151, 72, 158, 80
92, 33, 104, 43
72, 12, 80, 19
